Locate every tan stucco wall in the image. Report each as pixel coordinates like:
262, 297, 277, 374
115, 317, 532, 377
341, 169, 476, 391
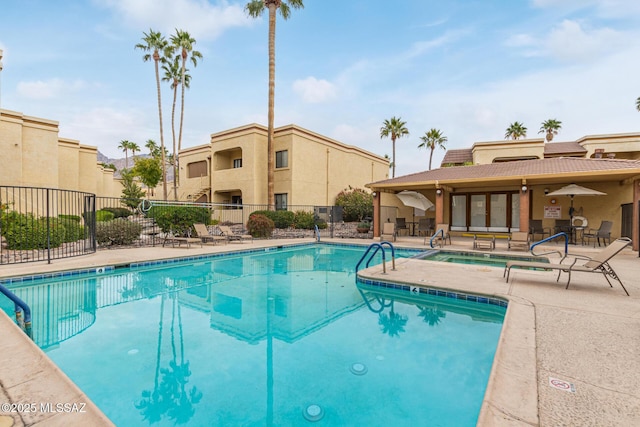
58, 138, 80, 190
579, 133, 640, 158
0, 111, 24, 185
472, 139, 545, 164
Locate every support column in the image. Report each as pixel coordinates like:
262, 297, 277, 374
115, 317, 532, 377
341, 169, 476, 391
633, 179, 639, 251
373, 191, 380, 238
519, 185, 530, 233
435, 189, 444, 225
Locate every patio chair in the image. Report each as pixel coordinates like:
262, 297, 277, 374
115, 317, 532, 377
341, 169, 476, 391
417, 218, 434, 237
508, 232, 530, 251
554, 219, 572, 235
582, 220, 613, 247
395, 217, 409, 236
218, 225, 253, 243
162, 226, 202, 248
380, 222, 396, 242
529, 219, 551, 241
427, 224, 451, 247
503, 237, 631, 295
193, 223, 227, 245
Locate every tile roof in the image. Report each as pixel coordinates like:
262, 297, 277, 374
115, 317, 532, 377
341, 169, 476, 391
370, 157, 640, 187
543, 141, 587, 155
441, 149, 473, 165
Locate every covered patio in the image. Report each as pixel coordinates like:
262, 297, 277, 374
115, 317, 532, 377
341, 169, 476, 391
367, 157, 640, 251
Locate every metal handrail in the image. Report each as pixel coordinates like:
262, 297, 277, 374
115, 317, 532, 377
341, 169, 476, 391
530, 232, 569, 259
0, 284, 32, 338
355, 242, 396, 277
429, 228, 444, 248
314, 225, 320, 242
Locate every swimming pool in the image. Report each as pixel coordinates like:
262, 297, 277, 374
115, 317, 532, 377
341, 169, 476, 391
417, 249, 550, 268
2, 244, 506, 426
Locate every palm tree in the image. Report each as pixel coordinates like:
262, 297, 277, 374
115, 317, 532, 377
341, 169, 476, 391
129, 141, 141, 159
170, 29, 202, 189
246, 0, 305, 208
418, 128, 448, 170
539, 119, 562, 142
118, 140, 133, 169
636, 97, 640, 112
380, 117, 409, 178
135, 29, 170, 200
162, 57, 191, 200
145, 139, 159, 157
505, 122, 527, 140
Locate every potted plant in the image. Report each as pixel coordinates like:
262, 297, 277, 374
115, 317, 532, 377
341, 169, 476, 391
356, 221, 371, 233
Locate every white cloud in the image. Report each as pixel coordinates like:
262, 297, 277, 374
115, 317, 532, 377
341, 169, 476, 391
94, 0, 250, 40
16, 79, 90, 100
292, 77, 337, 103
545, 19, 623, 61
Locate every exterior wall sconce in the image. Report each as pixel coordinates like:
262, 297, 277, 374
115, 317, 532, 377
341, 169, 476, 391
521, 185, 528, 193
544, 188, 550, 195
372, 191, 377, 197
436, 189, 442, 195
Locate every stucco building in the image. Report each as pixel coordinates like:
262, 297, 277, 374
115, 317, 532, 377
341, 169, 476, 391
179, 123, 389, 207
368, 133, 640, 251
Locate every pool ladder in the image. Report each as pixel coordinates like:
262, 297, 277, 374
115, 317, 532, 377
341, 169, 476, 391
355, 241, 396, 277
0, 284, 33, 338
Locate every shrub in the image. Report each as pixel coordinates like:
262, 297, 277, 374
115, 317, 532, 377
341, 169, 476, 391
57, 217, 85, 242
292, 210, 315, 229
96, 218, 143, 246
146, 205, 210, 235
334, 187, 373, 222
101, 207, 133, 219
250, 210, 294, 229
58, 214, 81, 222
96, 210, 115, 222
3, 214, 65, 250
246, 214, 274, 238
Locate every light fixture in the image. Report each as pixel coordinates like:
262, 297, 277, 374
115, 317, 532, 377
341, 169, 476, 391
436, 189, 442, 195
372, 191, 377, 197
521, 185, 528, 193
544, 188, 550, 195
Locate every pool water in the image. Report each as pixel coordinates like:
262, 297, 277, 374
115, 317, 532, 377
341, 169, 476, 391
2, 244, 505, 426
418, 249, 550, 268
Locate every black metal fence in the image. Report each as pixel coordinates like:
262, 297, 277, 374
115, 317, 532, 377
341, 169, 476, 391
1, 187, 378, 265
0, 186, 96, 265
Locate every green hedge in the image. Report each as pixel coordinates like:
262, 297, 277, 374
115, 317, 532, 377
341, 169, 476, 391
96, 218, 143, 246
101, 207, 133, 219
2, 213, 65, 250
249, 210, 295, 229
145, 205, 210, 235
247, 214, 274, 238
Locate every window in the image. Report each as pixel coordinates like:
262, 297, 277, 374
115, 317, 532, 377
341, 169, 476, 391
187, 161, 208, 178
231, 195, 242, 208
276, 150, 288, 168
233, 158, 242, 168
275, 193, 288, 210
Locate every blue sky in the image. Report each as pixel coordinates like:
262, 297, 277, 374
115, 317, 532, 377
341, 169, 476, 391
2, 0, 640, 175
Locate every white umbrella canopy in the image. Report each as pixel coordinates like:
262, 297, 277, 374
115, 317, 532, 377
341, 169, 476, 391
546, 184, 606, 216
396, 191, 434, 211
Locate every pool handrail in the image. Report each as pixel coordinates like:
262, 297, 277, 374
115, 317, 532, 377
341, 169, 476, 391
355, 242, 396, 276
314, 224, 320, 242
530, 232, 569, 260
0, 283, 33, 338
429, 228, 444, 248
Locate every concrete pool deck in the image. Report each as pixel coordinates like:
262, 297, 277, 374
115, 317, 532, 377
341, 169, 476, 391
0, 236, 638, 426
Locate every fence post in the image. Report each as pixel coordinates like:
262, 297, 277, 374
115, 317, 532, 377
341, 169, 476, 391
46, 188, 51, 264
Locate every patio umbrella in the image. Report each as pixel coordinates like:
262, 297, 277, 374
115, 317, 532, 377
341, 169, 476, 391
546, 184, 606, 216
396, 191, 434, 233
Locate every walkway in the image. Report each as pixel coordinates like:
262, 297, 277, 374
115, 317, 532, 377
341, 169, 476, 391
0, 236, 638, 426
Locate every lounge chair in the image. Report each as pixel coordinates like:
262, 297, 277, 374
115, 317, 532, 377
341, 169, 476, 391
193, 223, 227, 245
380, 222, 396, 242
218, 225, 253, 243
503, 237, 631, 295
582, 220, 612, 247
162, 227, 202, 248
427, 224, 451, 247
508, 232, 530, 251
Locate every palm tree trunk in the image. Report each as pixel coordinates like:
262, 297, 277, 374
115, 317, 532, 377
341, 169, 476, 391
154, 53, 168, 201
267, 3, 277, 209
177, 54, 187, 192
429, 148, 434, 170
392, 137, 396, 178
171, 84, 178, 201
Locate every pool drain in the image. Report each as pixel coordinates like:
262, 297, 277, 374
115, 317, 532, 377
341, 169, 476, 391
350, 362, 368, 375
303, 404, 324, 422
